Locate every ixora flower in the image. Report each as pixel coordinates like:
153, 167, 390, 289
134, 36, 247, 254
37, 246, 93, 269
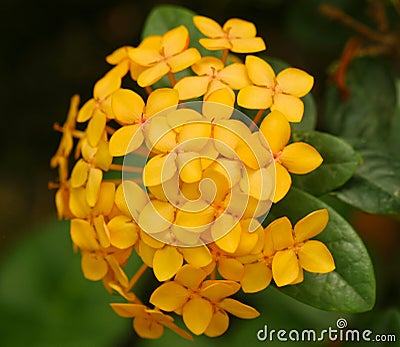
129, 26, 201, 87
193, 16, 266, 53
238, 55, 314, 122
50, 11, 337, 342
174, 56, 250, 101
268, 209, 335, 287
150, 265, 259, 336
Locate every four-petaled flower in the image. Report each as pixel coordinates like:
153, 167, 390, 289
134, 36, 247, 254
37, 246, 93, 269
194, 16, 266, 53
150, 264, 259, 336
129, 26, 201, 87
267, 209, 335, 287
238, 55, 314, 122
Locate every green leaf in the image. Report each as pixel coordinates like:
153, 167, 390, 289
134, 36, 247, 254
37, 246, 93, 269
271, 188, 375, 313
141, 5, 219, 59
291, 131, 361, 196
331, 142, 400, 214
324, 56, 397, 142
0, 219, 129, 347
262, 56, 317, 131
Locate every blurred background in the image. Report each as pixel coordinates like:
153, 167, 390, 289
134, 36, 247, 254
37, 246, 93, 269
0, 0, 399, 346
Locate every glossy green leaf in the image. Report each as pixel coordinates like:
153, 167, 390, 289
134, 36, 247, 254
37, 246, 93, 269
332, 142, 400, 214
324, 56, 397, 142
291, 131, 361, 196
271, 188, 375, 313
0, 220, 129, 347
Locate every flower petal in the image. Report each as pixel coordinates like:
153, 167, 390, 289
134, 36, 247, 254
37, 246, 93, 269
245, 55, 275, 88
129, 48, 162, 66
280, 142, 323, 174
94, 71, 121, 100
134, 316, 164, 339
93, 214, 110, 248
241, 262, 272, 293
192, 56, 224, 75
168, 48, 201, 73
145, 88, 179, 118
272, 249, 299, 287
230, 37, 266, 53
218, 63, 251, 89
161, 25, 189, 57
174, 76, 210, 100
212, 215, 241, 253
153, 245, 184, 281
218, 257, 244, 281
193, 16, 224, 38
273, 162, 292, 203
77, 99, 95, 122
70, 219, 99, 250
108, 215, 139, 249
69, 187, 91, 218
223, 18, 256, 38
203, 88, 235, 120
150, 281, 189, 311
71, 159, 89, 188
143, 154, 177, 187
138, 200, 175, 234
180, 245, 212, 268
267, 216, 294, 250
109, 124, 143, 157
271, 94, 304, 122
137, 62, 170, 87
183, 297, 213, 335
110, 303, 146, 318
204, 310, 229, 337
87, 112, 106, 147
219, 298, 259, 319
298, 240, 335, 273
199, 38, 231, 50
175, 264, 207, 289
111, 89, 144, 124
81, 252, 108, 280
237, 85, 273, 109
201, 281, 240, 301
294, 209, 329, 242
86, 168, 103, 207
259, 110, 291, 153
276, 68, 314, 97
177, 152, 203, 184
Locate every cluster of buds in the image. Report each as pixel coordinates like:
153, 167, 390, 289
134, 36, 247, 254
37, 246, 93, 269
50, 15, 335, 339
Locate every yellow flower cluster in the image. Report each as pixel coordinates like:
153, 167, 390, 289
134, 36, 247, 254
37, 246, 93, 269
50, 15, 335, 340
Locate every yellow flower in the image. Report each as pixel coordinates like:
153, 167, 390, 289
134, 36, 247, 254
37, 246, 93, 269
267, 209, 335, 287
129, 26, 201, 87
174, 56, 250, 100
193, 16, 266, 53
259, 110, 322, 202
77, 69, 122, 146
150, 264, 259, 336
70, 139, 112, 207
106, 35, 163, 80
238, 55, 314, 122
109, 88, 179, 156
110, 303, 193, 340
